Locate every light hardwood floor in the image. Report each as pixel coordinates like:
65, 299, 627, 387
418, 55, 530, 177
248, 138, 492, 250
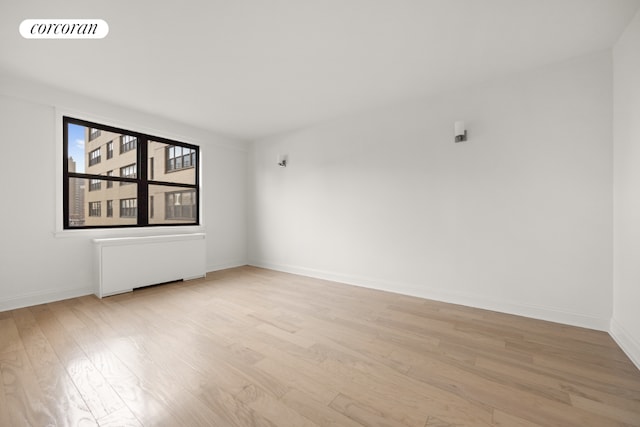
1, 266, 639, 426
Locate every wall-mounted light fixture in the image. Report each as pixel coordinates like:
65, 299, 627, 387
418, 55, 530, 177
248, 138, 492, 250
277, 154, 288, 168
454, 121, 467, 143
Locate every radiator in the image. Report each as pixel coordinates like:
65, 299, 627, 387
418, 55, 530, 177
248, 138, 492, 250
93, 233, 206, 298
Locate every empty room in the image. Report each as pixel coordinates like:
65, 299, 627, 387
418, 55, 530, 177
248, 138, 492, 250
1, 1, 640, 426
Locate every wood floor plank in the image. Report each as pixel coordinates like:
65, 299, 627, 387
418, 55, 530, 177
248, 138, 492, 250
280, 389, 364, 427
63, 309, 184, 426
73, 296, 250, 426
0, 366, 13, 427
424, 416, 456, 427
531, 353, 640, 396
85, 341, 181, 426
569, 394, 640, 426
0, 350, 57, 426
0, 266, 639, 426
0, 316, 24, 354
315, 342, 494, 426
71, 324, 197, 424
375, 314, 507, 351
492, 409, 545, 427
481, 310, 616, 347
12, 307, 97, 427
445, 354, 572, 405
476, 355, 640, 416
31, 306, 126, 420
408, 360, 630, 427
507, 337, 640, 377
255, 322, 317, 348
301, 319, 413, 374
329, 392, 418, 427
97, 406, 143, 427
236, 383, 320, 427
197, 383, 278, 427
253, 355, 339, 405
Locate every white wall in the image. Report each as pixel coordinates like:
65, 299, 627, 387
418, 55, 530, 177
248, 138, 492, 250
0, 73, 248, 311
612, 9, 640, 368
249, 51, 613, 330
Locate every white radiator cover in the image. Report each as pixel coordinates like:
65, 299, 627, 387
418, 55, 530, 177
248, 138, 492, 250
93, 233, 206, 298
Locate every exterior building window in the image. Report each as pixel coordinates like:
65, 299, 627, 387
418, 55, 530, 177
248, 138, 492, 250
120, 198, 137, 218
89, 179, 101, 192
89, 128, 101, 141
119, 164, 136, 185
166, 190, 196, 220
89, 148, 101, 166
120, 135, 137, 154
166, 145, 196, 172
64, 116, 199, 229
88, 201, 101, 217
106, 170, 113, 188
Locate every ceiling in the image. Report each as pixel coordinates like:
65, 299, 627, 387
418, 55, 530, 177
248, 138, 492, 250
1, 0, 639, 141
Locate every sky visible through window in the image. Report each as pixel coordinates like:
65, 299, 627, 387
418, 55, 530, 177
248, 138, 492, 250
68, 123, 86, 172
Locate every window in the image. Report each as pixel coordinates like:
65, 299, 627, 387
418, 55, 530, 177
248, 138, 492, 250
106, 141, 113, 159
88, 201, 101, 217
63, 116, 199, 229
106, 170, 113, 188
120, 164, 137, 185
165, 190, 196, 220
89, 179, 101, 192
89, 128, 101, 141
120, 198, 137, 218
166, 145, 196, 172
89, 148, 101, 166
120, 135, 137, 154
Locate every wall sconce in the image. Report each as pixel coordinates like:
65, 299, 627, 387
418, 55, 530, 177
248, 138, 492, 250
277, 154, 287, 168
454, 121, 467, 143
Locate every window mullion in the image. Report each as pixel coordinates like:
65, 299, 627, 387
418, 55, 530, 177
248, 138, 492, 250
139, 136, 149, 226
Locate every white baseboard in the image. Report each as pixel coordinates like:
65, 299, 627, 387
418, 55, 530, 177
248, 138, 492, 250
207, 260, 248, 273
249, 260, 610, 332
0, 287, 94, 313
610, 318, 640, 370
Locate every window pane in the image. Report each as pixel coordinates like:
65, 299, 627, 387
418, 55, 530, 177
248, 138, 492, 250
67, 123, 137, 175
67, 177, 138, 227
148, 185, 197, 225
67, 177, 86, 226
148, 141, 196, 185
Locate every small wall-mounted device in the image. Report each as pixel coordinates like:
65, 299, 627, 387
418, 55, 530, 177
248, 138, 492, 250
277, 154, 288, 167
454, 121, 467, 143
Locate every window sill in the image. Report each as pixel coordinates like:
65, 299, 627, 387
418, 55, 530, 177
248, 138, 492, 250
53, 225, 205, 239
